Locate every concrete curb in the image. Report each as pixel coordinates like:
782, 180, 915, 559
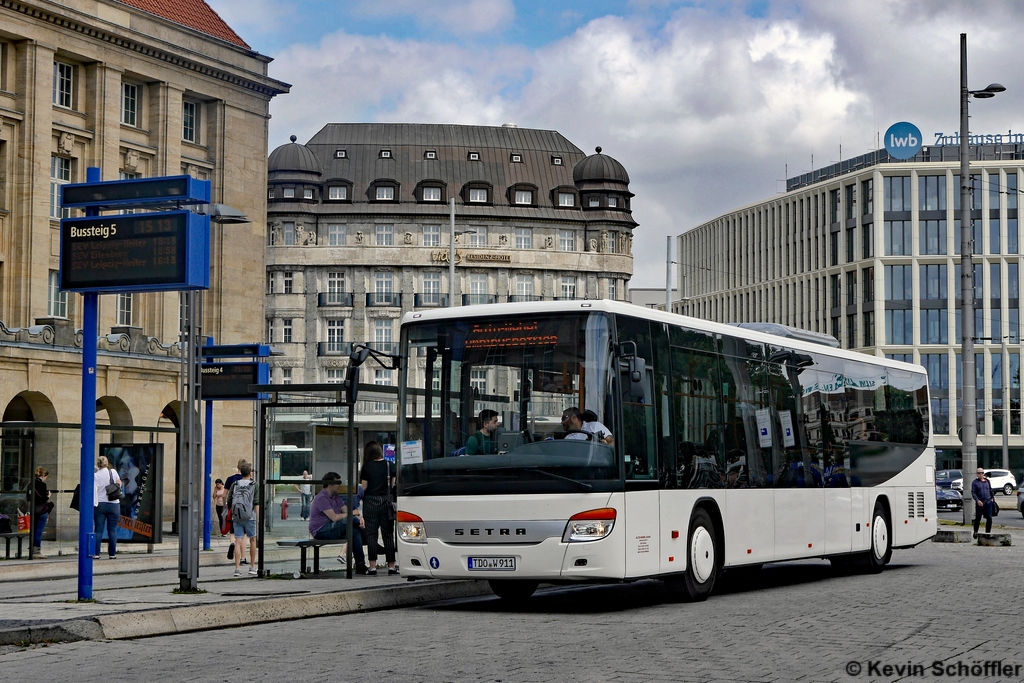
0, 580, 493, 645
933, 529, 974, 543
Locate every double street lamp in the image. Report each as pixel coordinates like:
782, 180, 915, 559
958, 32, 1006, 524
448, 197, 475, 307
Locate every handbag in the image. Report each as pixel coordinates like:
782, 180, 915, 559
70, 484, 81, 511
104, 470, 123, 502
221, 508, 233, 536
385, 461, 397, 520
991, 499, 1000, 517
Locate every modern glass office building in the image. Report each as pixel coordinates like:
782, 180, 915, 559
677, 143, 1024, 472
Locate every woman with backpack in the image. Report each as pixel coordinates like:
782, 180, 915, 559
359, 441, 397, 575
93, 456, 122, 559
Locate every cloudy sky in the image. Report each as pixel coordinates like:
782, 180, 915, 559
207, 0, 1024, 289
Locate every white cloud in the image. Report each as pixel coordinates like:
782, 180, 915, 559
266, 0, 1024, 288
352, 0, 516, 35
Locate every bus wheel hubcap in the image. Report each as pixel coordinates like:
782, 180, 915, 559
691, 526, 715, 583
872, 517, 888, 560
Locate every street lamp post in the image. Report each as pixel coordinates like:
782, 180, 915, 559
448, 197, 475, 307
959, 32, 1006, 523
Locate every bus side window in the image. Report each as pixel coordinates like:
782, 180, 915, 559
618, 317, 657, 480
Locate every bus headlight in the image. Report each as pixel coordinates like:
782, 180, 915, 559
562, 507, 617, 543
397, 511, 427, 543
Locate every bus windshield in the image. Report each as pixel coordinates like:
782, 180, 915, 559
398, 312, 620, 495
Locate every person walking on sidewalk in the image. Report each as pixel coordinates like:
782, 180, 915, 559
33, 467, 53, 558
212, 479, 227, 536
309, 472, 368, 574
224, 460, 246, 562
359, 441, 397, 575
295, 470, 313, 521
93, 456, 122, 559
972, 468, 995, 538
228, 463, 259, 577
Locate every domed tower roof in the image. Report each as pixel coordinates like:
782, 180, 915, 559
573, 146, 630, 184
268, 135, 323, 181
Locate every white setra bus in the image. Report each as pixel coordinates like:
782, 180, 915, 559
395, 301, 935, 600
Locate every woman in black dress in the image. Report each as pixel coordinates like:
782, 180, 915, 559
359, 441, 397, 575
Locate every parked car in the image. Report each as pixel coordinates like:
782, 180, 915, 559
984, 469, 1017, 496
936, 469, 963, 492
935, 486, 963, 512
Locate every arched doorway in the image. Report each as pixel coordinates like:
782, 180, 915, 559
160, 402, 181, 533
1, 392, 59, 543
97, 396, 135, 444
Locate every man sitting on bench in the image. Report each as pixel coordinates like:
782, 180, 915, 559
309, 472, 369, 575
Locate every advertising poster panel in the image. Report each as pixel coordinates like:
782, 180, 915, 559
100, 444, 163, 543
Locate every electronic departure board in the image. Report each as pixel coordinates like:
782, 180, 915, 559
201, 362, 269, 400
59, 210, 210, 292
61, 175, 211, 210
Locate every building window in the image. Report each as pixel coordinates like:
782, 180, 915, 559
588, 197, 600, 208
282, 319, 293, 343
281, 222, 295, 245
327, 319, 344, 352
328, 186, 347, 200
425, 150, 437, 159
845, 270, 857, 306
863, 311, 874, 346
326, 368, 344, 384
558, 192, 575, 207
846, 314, 857, 348
268, 188, 275, 199
559, 230, 575, 251
182, 101, 197, 143
374, 271, 393, 303
376, 224, 394, 245
422, 272, 441, 304
423, 225, 440, 247
469, 188, 487, 203
375, 319, 393, 351
335, 149, 346, 159
116, 293, 133, 326
303, 188, 313, 200
919, 175, 946, 211
422, 186, 442, 202
883, 220, 912, 255
469, 227, 487, 247
379, 149, 392, 159
920, 309, 949, 344
266, 319, 273, 343
883, 176, 912, 212
328, 224, 345, 245
861, 178, 873, 216
552, 156, 563, 166
283, 188, 295, 198
885, 309, 913, 345
375, 186, 395, 201
830, 274, 841, 308
515, 275, 533, 298
607, 233, 617, 253
282, 272, 293, 293
561, 276, 577, 299
266, 272, 274, 294
920, 264, 947, 300
862, 267, 874, 302
50, 156, 72, 219
121, 82, 138, 126
515, 228, 532, 249
510, 153, 522, 163
281, 368, 292, 385
468, 151, 480, 161
845, 184, 856, 220
919, 220, 946, 255
47, 271, 67, 318
884, 265, 912, 300
53, 61, 73, 108
608, 280, 616, 300
607, 197, 618, 208
470, 368, 487, 393
327, 271, 345, 302
846, 228, 855, 262
514, 190, 532, 205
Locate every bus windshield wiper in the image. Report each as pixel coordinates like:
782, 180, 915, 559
484, 466, 593, 491
403, 475, 490, 494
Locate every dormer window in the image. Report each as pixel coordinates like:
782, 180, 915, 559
370, 179, 400, 202
469, 188, 487, 203
303, 188, 313, 200
328, 186, 348, 200
514, 190, 532, 205
551, 156, 563, 166
283, 188, 295, 199
268, 188, 275, 199
423, 187, 441, 201
510, 153, 522, 163
607, 196, 618, 208
379, 149, 392, 159
425, 150, 437, 160
335, 149, 347, 159
468, 151, 480, 161
588, 197, 599, 207
558, 192, 575, 207
376, 186, 394, 201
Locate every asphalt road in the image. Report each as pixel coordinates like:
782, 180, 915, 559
938, 495, 1024, 528
4, 536, 1024, 682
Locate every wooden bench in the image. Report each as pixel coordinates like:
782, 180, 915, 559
276, 538, 347, 575
0, 532, 27, 560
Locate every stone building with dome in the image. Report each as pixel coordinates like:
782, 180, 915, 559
265, 123, 637, 389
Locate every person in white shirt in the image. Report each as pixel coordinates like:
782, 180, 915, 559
93, 455, 122, 559
561, 407, 614, 444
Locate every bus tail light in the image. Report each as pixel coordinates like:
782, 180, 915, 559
397, 511, 427, 543
563, 508, 616, 543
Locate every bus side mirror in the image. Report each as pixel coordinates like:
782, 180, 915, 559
629, 358, 646, 399
345, 365, 360, 405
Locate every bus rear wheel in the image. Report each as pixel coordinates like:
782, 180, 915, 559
665, 508, 718, 601
865, 501, 891, 573
488, 579, 538, 601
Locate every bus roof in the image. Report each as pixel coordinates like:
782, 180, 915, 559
400, 300, 926, 377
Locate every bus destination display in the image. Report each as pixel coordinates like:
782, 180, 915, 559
60, 211, 208, 292
201, 362, 269, 400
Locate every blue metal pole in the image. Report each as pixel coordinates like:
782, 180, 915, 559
203, 399, 213, 550
77, 166, 101, 600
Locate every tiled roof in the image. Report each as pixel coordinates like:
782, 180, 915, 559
114, 0, 250, 49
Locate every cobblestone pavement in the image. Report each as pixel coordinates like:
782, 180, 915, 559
3, 536, 1022, 682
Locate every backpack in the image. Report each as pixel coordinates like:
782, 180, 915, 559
231, 480, 256, 521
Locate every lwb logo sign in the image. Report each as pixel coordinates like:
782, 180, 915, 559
885, 121, 923, 160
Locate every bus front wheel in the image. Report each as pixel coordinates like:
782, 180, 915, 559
488, 579, 538, 601
666, 508, 718, 601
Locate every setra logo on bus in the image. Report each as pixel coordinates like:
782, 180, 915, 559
455, 527, 527, 536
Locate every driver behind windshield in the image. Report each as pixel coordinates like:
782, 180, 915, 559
466, 409, 499, 455
561, 407, 614, 444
